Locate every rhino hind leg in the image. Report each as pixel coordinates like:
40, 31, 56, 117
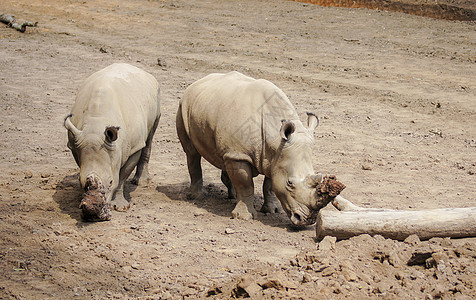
131, 115, 160, 186
176, 107, 204, 199
224, 160, 257, 220
185, 152, 205, 199
221, 170, 236, 199
260, 177, 284, 214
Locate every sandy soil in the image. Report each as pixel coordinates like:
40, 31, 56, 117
0, 0, 475, 299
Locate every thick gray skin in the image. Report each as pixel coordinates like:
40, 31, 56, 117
64, 63, 161, 220
176, 71, 323, 226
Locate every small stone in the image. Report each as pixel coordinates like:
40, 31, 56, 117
404, 234, 421, 246
361, 164, 372, 171
318, 236, 336, 251
341, 269, 358, 282
157, 58, 167, 67
24, 170, 33, 179
321, 266, 335, 277
225, 228, 235, 234
244, 283, 262, 298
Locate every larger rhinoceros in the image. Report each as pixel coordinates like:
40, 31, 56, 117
64, 63, 161, 221
176, 71, 344, 226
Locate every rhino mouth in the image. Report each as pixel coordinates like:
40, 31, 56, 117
79, 174, 111, 222
290, 204, 318, 226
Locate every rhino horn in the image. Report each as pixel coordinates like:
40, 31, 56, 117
307, 173, 323, 187
306, 112, 319, 131
64, 114, 82, 137
280, 120, 295, 141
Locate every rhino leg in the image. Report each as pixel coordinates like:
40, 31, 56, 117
225, 160, 257, 220
177, 107, 204, 199
111, 150, 141, 211
131, 115, 160, 186
186, 153, 204, 199
221, 170, 236, 199
260, 177, 283, 214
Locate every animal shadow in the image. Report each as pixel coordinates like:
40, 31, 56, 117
156, 181, 297, 229
53, 173, 136, 225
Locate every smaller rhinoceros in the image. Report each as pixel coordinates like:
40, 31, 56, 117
64, 63, 161, 221
176, 71, 344, 226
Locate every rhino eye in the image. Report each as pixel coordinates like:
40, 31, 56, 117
286, 179, 295, 190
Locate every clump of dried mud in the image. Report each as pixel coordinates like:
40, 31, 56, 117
210, 234, 476, 299
316, 175, 346, 198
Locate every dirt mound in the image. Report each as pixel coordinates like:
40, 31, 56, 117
293, 0, 476, 20
212, 234, 476, 299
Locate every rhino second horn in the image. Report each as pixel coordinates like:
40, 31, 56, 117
64, 114, 82, 136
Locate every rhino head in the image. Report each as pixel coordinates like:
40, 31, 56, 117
271, 113, 345, 226
64, 114, 121, 221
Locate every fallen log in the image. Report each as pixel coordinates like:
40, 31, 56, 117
316, 196, 476, 241
0, 14, 37, 33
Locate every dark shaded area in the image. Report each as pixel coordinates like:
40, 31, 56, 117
293, 0, 476, 20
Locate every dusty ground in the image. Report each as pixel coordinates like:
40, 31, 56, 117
0, 0, 475, 299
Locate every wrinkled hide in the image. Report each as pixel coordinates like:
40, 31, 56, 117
177, 71, 344, 225
65, 63, 161, 221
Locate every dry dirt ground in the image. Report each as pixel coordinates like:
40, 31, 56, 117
0, 0, 475, 299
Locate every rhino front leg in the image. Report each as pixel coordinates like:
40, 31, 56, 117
225, 160, 257, 220
132, 115, 160, 186
260, 177, 283, 214
112, 150, 141, 211
221, 170, 236, 199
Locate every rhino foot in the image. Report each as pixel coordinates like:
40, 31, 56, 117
131, 174, 151, 186
186, 186, 205, 200
232, 200, 257, 220
260, 200, 283, 214
111, 195, 130, 212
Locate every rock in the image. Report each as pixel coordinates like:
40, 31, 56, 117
225, 228, 236, 234
361, 164, 372, 170
24, 170, 33, 179
260, 273, 298, 291
157, 58, 167, 67
233, 275, 260, 297
341, 269, 358, 282
321, 266, 336, 277
408, 245, 435, 266
404, 234, 421, 246
318, 236, 336, 251
193, 208, 206, 217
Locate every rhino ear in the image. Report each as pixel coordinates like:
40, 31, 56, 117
280, 120, 295, 141
306, 112, 319, 132
105, 126, 120, 143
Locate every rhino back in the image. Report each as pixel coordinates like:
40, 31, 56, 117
70, 63, 159, 155
181, 71, 300, 173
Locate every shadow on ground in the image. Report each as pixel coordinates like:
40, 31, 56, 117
156, 181, 312, 231
52, 173, 137, 225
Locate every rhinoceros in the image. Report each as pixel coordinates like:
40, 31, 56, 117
64, 63, 161, 221
176, 71, 344, 226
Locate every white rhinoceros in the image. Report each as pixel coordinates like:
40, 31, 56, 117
64, 63, 161, 221
176, 71, 344, 226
